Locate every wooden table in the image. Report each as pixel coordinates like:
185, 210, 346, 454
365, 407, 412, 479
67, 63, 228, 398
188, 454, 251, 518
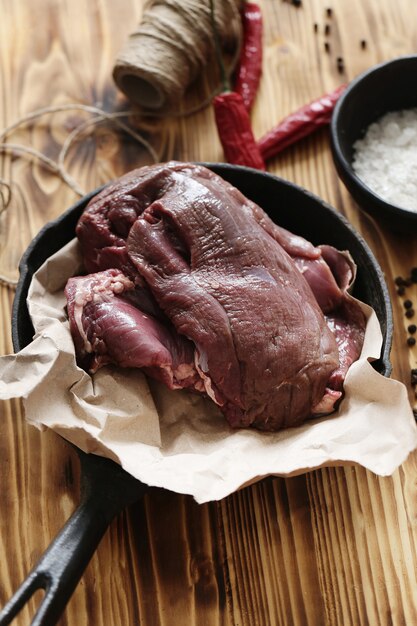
1, 0, 417, 624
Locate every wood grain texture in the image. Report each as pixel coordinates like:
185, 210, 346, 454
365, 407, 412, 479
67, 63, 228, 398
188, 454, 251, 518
1, 0, 417, 624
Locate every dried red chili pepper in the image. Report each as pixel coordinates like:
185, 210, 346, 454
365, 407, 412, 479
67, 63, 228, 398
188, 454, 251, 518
257, 84, 347, 161
234, 2, 263, 112
213, 91, 265, 169
210, 0, 265, 170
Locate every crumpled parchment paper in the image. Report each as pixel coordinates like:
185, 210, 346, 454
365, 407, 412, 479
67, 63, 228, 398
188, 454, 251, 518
0, 238, 416, 503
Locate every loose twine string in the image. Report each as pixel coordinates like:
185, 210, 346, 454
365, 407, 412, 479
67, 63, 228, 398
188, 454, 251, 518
0, 0, 243, 288
0, 105, 162, 288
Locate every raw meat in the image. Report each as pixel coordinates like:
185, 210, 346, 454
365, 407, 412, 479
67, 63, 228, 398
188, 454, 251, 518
65, 269, 202, 392
77, 164, 177, 280
68, 162, 366, 431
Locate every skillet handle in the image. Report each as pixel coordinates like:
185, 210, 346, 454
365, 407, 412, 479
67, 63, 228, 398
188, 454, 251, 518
0, 453, 147, 626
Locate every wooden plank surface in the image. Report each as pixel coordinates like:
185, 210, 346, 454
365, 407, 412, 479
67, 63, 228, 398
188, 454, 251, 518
1, 0, 417, 624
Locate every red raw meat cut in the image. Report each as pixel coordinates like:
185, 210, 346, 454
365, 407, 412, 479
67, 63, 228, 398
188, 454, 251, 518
65, 269, 202, 392
67, 162, 365, 431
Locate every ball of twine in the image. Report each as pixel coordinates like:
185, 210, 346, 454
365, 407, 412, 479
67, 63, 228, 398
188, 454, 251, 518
112, 0, 243, 112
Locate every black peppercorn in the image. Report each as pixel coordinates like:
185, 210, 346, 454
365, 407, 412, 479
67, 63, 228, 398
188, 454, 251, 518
397, 286, 406, 295
326, 7, 332, 17
360, 39, 367, 49
325, 24, 331, 35
406, 309, 415, 319
404, 299, 413, 309
408, 324, 417, 334
407, 337, 416, 346
337, 61, 344, 74
395, 276, 405, 286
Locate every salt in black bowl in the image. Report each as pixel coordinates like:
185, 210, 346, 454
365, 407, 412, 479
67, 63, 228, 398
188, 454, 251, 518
330, 55, 417, 232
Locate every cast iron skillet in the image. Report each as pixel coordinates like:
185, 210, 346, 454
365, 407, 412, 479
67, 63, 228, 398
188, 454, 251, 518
0, 164, 393, 626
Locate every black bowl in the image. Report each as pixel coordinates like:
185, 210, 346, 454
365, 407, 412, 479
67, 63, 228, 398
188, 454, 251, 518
12, 163, 393, 378
330, 55, 417, 232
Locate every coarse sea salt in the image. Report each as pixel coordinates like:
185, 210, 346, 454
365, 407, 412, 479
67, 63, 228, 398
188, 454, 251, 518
352, 108, 417, 212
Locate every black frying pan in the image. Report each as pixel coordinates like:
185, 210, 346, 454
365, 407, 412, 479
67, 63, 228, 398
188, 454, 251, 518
0, 164, 393, 626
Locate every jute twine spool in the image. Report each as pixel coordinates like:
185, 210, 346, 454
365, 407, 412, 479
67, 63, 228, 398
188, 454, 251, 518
113, 0, 243, 112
